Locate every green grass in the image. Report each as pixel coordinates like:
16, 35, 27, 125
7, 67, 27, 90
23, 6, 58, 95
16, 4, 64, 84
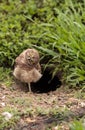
0, 1, 85, 86
70, 120, 85, 130
0, 107, 20, 130
0, 67, 13, 87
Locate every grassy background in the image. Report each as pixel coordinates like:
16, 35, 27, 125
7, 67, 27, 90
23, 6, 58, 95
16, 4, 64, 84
0, 0, 85, 87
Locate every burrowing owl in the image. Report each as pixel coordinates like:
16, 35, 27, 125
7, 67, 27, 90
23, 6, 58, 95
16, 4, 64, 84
13, 48, 42, 92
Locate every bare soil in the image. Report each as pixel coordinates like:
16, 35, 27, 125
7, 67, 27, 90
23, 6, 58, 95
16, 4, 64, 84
0, 84, 85, 130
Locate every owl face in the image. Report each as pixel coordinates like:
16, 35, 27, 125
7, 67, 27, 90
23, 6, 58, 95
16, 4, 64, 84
25, 49, 39, 66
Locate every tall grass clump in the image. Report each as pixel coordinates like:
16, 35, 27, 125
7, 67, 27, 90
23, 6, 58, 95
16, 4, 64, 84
34, 0, 85, 87
1, 0, 85, 87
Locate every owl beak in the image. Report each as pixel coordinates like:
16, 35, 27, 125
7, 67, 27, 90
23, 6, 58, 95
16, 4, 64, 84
31, 59, 34, 64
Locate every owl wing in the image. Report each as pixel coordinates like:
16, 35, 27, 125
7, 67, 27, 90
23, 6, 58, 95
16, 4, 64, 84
35, 63, 42, 73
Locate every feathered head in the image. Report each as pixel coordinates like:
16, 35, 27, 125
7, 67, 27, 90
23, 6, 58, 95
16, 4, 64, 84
25, 49, 40, 66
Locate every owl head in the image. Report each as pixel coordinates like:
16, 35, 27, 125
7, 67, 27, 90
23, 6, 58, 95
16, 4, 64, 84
25, 49, 40, 66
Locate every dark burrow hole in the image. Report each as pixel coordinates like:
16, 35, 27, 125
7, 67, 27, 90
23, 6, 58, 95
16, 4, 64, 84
13, 69, 62, 93
30, 69, 62, 93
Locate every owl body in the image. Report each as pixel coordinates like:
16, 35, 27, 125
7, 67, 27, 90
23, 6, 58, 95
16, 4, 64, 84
13, 64, 42, 83
13, 49, 42, 87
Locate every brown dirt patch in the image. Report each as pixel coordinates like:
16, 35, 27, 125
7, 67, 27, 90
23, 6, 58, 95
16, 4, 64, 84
0, 84, 85, 130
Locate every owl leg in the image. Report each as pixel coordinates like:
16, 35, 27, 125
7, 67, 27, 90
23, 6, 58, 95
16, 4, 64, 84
28, 83, 31, 92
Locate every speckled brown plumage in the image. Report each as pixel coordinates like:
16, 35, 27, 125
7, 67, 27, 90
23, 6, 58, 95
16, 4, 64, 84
13, 48, 42, 92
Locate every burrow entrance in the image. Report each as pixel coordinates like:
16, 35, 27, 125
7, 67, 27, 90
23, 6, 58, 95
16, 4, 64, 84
13, 69, 62, 93
31, 69, 62, 93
